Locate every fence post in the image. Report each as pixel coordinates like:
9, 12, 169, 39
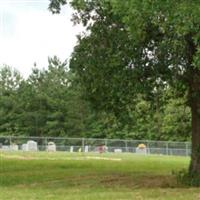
45, 137, 48, 151
103, 139, 107, 153
186, 142, 188, 156
9, 136, 12, 146
166, 142, 169, 156
105, 139, 107, 147
82, 138, 85, 152
146, 140, 149, 155
125, 140, 128, 153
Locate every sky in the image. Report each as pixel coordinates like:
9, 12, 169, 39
0, 0, 82, 78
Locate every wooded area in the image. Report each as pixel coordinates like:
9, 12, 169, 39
0, 57, 191, 141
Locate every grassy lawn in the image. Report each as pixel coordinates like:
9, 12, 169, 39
0, 151, 200, 200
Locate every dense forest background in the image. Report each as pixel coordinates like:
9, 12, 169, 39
0, 56, 191, 141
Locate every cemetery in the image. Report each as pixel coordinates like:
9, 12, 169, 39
1, 0, 200, 199
0, 136, 192, 157
1, 136, 196, 199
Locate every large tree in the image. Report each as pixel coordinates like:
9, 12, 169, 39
50, 0, 200, 174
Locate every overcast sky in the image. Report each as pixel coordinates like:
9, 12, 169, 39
0, 0, 82, 78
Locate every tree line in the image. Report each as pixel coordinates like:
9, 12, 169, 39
0, 56, 191, 141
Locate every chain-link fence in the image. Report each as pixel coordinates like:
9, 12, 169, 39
0, 136, 191, 156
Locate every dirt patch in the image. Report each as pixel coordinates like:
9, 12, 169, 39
135, 175, 177, 188
100, 174, 177, 189
0, 154, 33, 160
100, 175, 133, 187
85, 156, 121, 161
1, 154, 121, 161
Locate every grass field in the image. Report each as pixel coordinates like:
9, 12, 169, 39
0, 151, 200, 200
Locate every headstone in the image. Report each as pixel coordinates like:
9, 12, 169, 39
114, 149, 122, 153
22, 144, 28, 151
97, 145, 105, 153
84, 145, 89, 153
10, 144, 19, 151
47, 142, 56, 152
70, 146, 74, 153
104, 146, 108, 152
2, 145, 10, 151
27, 140, 38, 151
136, 143, 147, 155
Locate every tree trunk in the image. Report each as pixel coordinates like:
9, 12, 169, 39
185, 33, 199, 174
189, 73, 200, 174
190, 97, 200, 174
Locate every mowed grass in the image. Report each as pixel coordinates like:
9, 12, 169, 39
0, 151, 200, 200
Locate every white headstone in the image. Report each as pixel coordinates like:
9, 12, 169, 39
84, 145, 89, 153
136, 147, 147, 155
114, 149, 122, 153
22, 144, 28, 151
47, 142, 56, 152
2, 145, 10, 151
27, 140, 38, 151
104, 146, 108, 152
70, 146, 74, 153
10, 144, 19, 151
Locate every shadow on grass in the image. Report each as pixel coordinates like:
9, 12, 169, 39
4, 173, 181, 191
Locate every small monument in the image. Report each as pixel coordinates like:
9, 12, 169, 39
97, 145, 108, 153
84, 145, 89, 153
70, 146, 74, 153
27, 140, 38, 151
114, 149, 122, 153
47, 142, 56, 152
22, 144, 28, 151
2, 145, 10, 151
136, 143, 147, 155
10, 144, 19, 151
